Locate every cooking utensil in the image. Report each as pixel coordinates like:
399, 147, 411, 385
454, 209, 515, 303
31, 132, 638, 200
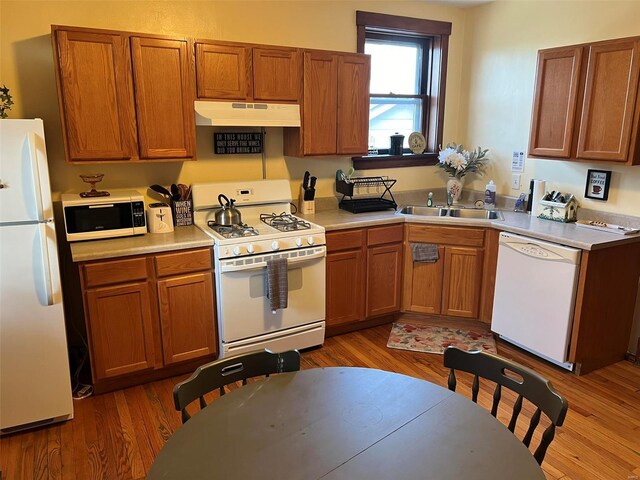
302, 171, 310, 191
305, 176, 317, 201
215, 194, 242, 225
150, 184, 172, 201
171, 184, 181, 201
177, 184, 189, 201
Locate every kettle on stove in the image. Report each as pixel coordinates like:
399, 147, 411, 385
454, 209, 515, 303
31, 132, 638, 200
215, 194, 242, 225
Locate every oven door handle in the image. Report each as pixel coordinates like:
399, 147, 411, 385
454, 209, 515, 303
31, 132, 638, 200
220, 249, 326, 273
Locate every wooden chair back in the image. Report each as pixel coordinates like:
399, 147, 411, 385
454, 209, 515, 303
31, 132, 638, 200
443, 347, 568, 465
173, 349, 301, 423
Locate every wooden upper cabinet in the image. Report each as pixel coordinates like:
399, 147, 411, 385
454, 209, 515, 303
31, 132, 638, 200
130, 37, 195, 160
303, 51, 338, 155
337, 54, 370, 155
195, 43, 252, 100
529, 47, 582, 158
576, 40, 640, 162
55, 29, 136, 161
529, 36, 640, 165
253, 47, 302, 102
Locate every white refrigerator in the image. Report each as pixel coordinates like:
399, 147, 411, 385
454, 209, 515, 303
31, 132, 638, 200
0, 119, 73, 433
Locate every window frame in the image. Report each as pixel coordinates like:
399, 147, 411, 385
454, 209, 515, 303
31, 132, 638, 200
354, 11, 452, 170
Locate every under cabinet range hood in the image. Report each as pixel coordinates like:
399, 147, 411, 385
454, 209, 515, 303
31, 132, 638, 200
195, 101, 301, 127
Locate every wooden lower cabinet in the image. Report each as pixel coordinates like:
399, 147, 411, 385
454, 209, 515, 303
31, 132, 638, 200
81, 248, 217, 389
326, 225, 403, 331
157, 272, 217, 365
366, 243, 403, 317
442, 247, 483, 318
402, 225, 487, 320
86, 281, 156, 379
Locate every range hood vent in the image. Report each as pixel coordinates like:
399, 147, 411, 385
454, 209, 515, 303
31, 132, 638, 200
195, 101, 301, 127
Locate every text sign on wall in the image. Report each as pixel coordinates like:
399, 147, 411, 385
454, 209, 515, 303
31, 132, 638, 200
214, 133, 263, 154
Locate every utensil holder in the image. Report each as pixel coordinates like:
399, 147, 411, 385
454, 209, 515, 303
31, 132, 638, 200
298, 187, 315, 215
171, 199, 193, 226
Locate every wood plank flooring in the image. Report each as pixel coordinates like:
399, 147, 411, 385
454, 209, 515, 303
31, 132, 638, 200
1, 318, 639, 479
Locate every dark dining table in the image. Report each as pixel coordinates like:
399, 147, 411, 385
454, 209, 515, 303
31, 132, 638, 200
148, 367, 545, 480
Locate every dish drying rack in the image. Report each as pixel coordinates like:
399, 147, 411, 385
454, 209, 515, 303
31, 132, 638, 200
336, 176, 397, 213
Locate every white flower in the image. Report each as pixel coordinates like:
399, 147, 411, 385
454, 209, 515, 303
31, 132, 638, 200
438, 147, 457, 164
448, 152, 467, 171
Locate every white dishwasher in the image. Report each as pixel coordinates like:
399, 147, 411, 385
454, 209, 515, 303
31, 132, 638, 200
491, 232, 581, 370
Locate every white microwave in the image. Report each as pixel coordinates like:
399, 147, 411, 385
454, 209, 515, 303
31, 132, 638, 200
61, 190, 146, 242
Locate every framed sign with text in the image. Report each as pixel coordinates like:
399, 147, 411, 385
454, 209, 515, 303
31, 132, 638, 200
214, 132, 263, 154
584, 169, 611, 201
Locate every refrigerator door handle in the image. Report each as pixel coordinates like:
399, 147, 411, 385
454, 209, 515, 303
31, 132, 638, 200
28, 132, 46, 222
39, 222, 54, 306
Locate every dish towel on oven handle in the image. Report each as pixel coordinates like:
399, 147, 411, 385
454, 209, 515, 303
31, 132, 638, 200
266, 257, 288, 313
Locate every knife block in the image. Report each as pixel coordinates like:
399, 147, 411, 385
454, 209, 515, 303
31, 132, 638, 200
298, 186, 315, 215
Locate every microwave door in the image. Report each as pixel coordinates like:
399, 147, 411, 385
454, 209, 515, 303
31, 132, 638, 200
64, 203, 134, 235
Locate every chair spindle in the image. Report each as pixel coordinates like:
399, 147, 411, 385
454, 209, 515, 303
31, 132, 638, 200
508, 394, 523, 432
471, 374, 479, 403
447, 369, 457, 392
490, 383, 502, 417
522, 407, 541, 447
533, 424, 556, 465
199, 396, 207, 410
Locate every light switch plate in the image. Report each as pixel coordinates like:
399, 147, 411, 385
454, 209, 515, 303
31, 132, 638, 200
511, 173, 521, 189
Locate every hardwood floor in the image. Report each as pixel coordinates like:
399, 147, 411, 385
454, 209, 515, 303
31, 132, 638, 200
1, 317, 639, 479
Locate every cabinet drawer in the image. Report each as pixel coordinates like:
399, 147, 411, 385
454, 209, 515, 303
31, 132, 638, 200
326, 229, 365, 252
367, 224, 403, 246
406, 225, 485, 247
83, 257, 148, 288
155, 248, 212, 277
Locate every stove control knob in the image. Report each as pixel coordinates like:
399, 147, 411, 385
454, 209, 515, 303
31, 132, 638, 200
233, 246, 242, 256
307, 236, 315, 246
295, 237, 303, 247
271, 241, 280, 251
247, 244, 255, 254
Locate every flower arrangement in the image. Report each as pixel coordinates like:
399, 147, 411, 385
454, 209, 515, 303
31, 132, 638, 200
437, 143, 489, 179
0, 85, 13, 119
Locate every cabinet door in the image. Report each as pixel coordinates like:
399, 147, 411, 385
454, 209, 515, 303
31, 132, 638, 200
86, 282, 156, 380
253, 47, 301, 102
326, 250, 365, 326
157, 272, 217, 365
528, 47, 582, 158
303, 51, 338, 155
337, 54, 370, 155
366, 243, 402, 317
402, 244, 445, 314
442, 247, 483, 318
55, 29, 136, 161
576, 40, 640, 162
196, 43, 252, 100
130, 37, 195, 159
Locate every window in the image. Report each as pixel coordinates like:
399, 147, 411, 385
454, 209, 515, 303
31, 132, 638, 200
355, 11, 452, 169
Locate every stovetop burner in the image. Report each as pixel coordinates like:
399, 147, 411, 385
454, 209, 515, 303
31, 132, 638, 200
207, 221, 259, 239
260, 212, 311, 232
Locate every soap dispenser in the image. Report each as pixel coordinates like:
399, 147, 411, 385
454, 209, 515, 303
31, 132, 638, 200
484, 180, 496, 209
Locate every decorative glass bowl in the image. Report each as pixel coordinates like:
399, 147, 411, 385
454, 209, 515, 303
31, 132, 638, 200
79, 173, 110, 197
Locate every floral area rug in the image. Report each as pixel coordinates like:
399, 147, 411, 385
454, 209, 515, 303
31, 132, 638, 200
387, 322, 497, 355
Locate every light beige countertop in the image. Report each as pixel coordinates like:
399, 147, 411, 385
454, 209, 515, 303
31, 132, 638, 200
70, 226, 213, 262
301, 207, 640, 251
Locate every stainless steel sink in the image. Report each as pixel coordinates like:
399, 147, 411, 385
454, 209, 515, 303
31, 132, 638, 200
447, 208, 504, 220
397, 206, 448, 216
397, 205, 503, 220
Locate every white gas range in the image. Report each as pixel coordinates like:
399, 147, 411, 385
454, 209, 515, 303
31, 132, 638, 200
192, 179, 326, 357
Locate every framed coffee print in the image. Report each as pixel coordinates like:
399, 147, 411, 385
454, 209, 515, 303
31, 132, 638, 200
584, 169, 611, 201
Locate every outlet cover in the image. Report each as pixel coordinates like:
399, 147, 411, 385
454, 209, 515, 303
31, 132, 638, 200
511, 173, 521, 189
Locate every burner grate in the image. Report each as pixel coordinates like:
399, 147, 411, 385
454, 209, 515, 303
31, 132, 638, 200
260, 212, 311, 232
207, 221, 259, 239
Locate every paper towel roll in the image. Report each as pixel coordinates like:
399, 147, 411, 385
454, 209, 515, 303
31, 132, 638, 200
531, 179, 546, 216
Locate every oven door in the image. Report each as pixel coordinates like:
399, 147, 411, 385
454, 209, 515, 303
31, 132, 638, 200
216, 246, 326, 343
